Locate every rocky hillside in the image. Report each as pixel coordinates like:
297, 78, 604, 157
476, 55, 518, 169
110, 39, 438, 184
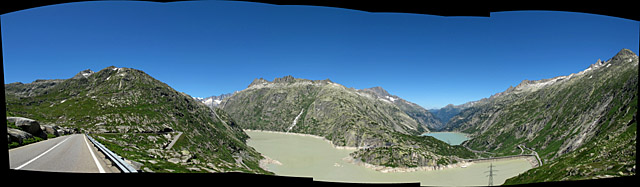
222, 76, 430, 147
429, 103, 477, 127
446, 49, 637, 182
221, 76, 475, 168
358, 87, 441, 131
349, 131, 475, 168
5, 66, 270, 174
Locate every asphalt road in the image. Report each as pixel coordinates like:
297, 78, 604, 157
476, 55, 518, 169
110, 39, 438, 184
9, 134, 119, 173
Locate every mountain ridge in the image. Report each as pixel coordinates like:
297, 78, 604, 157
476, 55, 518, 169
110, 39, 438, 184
221, 75, 475, 168
222, 75, 426, 145
444, 49, 637, 182
195, 92, 236, 109
5, 66, 270, 174
358, 86, 442, 131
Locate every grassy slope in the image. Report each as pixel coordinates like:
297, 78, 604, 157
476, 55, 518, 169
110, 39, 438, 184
5, 67, 269, 174
453, 51, 637, 183
350, 132, 475, 167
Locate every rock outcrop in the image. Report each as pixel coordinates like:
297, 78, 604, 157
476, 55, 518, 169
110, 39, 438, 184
6, 116, 79, 147
7, 117, 47, 139
7, 128, 35, 144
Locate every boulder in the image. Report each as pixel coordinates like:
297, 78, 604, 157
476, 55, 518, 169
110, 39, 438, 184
163, 133, 172, 140
41, 125, 60, 137
180, 155, 192, 163
56, 127, 76, 135
180, 150, 190, 156
116, 126, 130, 133
95, 128, 109, 134
186, 167, 201, 172
143, 167, 154, 173
147, 148, 162, 156
167, 158, 181, 164
7, 117, 47, 139
125, 159, 143, 171
8, 117, 39, 132
7, 127, 35, 144
147, 135, 158, 142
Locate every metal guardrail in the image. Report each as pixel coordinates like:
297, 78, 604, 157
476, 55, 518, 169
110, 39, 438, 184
86, 134, 138, 173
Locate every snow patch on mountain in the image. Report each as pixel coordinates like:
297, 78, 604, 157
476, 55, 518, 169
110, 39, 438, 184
196, 93, 235, 109
386, 95, 397, 102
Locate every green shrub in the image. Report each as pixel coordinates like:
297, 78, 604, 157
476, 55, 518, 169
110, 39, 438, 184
8, 142, 20, 149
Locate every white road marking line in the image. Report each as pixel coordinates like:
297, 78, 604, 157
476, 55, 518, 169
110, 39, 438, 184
15, 136, 71, 170
84, 135, 106, 173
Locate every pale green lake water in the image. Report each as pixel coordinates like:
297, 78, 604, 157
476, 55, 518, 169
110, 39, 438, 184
246, 131, 532, 186
421, 132, 470, 145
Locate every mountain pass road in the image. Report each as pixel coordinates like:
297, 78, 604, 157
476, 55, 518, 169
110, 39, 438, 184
9, 134, 119, 173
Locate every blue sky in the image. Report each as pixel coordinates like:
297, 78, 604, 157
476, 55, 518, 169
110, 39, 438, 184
2, 1, 639, 109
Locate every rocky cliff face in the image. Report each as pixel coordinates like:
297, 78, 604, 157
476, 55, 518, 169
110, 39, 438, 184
446, 49, 637, 182
5, 66, 269, 174
358, 87, 441, 131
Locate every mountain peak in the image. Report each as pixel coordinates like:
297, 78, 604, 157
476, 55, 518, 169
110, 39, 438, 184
363, 86, 391, 97
273, 75, 296, 83
246, 76, 336, 89
615, 48, 636, 57
611, 48, 637, 63
71, 69, 94, 79
248, 78, 268, 88
514, 79, 534, 89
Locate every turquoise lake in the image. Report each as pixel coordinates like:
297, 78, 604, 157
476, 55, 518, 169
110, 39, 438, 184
421, 132, 470, 145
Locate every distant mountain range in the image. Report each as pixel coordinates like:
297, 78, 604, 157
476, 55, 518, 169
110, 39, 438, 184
219, 75, 473, 167
200, 83, 444, 132
190, 49, 637, 181
429, 103, 475, 126
5, 49, 636, 184
220, 76, 439, 146
194, 93, 235, 109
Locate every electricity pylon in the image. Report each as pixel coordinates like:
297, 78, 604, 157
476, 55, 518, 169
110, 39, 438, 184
485, 163, 498, 186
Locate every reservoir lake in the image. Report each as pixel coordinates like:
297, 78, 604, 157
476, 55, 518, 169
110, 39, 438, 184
420, 132, 470, 145
246, 131, 533, 186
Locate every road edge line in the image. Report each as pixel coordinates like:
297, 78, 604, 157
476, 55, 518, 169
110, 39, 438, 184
84, 134, 106, 173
